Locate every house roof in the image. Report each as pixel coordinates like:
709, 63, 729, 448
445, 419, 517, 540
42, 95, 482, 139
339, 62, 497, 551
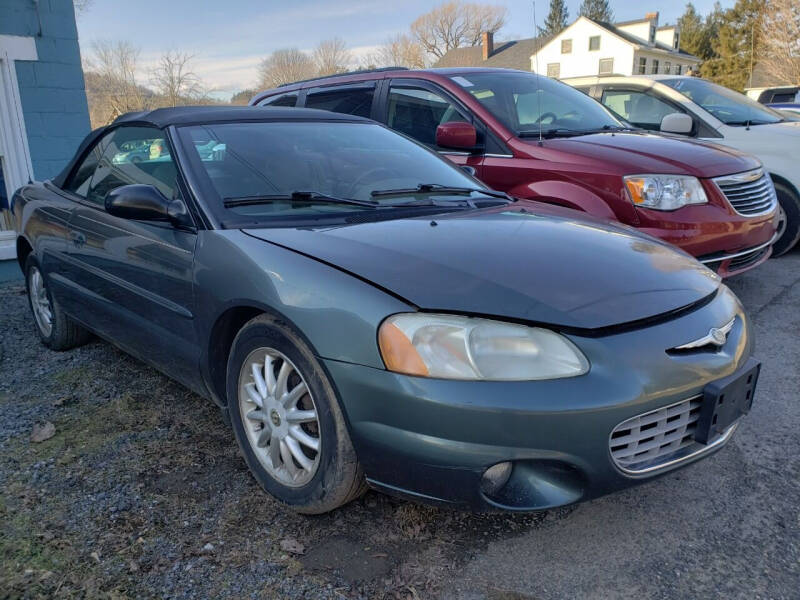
434, 36, 550, 71
588, 19, 699, 60
746, 62, 794, 89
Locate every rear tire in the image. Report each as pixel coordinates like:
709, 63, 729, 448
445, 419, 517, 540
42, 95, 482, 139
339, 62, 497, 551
25, 255, 91, 351
226, 313, 366, 514
771, 182, 800, 257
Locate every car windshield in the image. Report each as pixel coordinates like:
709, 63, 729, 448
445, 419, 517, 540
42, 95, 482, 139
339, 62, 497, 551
450, 71, 624, 136
177, 121, 492, 221
662, 78, 783, 126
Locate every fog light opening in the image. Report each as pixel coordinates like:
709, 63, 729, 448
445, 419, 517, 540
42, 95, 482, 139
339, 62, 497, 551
480, 461, 513, 497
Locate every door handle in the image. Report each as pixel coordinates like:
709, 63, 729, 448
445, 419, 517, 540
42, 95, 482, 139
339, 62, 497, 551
69, 230, 86, 246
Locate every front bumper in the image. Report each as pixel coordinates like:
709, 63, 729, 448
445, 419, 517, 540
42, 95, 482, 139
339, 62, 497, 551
325, 287, 753, 511
633, 195, 778, 277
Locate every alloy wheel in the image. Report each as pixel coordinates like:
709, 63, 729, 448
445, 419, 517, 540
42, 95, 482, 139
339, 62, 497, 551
238, 348, 321, 487
29, 267, 53, 337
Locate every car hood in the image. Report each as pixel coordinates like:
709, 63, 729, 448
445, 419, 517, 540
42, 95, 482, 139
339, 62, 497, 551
744, 120, 800, 137
522, 132, 760, 178
243, 205, 720, 331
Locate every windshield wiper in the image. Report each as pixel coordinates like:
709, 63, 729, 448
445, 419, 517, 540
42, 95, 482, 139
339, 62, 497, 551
518, 125, 631, 138
370, 183, 513, 202
223, 191, 378, 209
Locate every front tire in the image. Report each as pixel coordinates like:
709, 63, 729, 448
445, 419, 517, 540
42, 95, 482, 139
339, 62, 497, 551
771, 182, 800, 257
226, 314, 366, 514
25, 255, 90, 351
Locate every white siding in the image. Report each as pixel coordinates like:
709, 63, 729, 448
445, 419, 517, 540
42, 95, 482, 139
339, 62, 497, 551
531, 18, 635, 79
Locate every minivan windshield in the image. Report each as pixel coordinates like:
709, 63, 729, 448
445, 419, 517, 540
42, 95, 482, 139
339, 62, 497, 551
178, 121, 493, 221
450, 71, 624, 137
662, 78, 783, 126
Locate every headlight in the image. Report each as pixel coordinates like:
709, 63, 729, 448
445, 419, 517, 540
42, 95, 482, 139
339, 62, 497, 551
378, 313, 589, 381
624, 174, 708, 210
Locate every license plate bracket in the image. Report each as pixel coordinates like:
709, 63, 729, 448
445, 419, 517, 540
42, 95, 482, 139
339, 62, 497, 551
695, 358, 760, 445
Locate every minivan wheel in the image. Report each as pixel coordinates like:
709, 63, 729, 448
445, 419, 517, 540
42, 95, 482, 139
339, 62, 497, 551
771, 182, 800, 257
25, 256, 90, 350
227, 314, 366, 513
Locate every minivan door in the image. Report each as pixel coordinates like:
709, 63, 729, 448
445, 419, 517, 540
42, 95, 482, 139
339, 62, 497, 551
383, 80, 484, 175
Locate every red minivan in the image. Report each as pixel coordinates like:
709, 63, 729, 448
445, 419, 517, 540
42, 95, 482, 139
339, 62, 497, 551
251, 68, 779, 277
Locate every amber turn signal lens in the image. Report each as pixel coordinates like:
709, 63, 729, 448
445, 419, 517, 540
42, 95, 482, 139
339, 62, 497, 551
378, 322, 429, 377
624, 178, 647, 204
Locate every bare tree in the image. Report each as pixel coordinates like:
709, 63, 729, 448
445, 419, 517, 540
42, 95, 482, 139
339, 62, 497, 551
759, 0, 800, 85
313, 38, 352, 76
369, 33, 428, 69
410, 1, 506, 59
151, 50, 203, 107
84, 40, 150, 126
257, 48, 316, 88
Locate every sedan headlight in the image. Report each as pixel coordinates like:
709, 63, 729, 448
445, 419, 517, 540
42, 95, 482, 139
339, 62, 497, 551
378, 313, 589, 381
624, 174, 708, 210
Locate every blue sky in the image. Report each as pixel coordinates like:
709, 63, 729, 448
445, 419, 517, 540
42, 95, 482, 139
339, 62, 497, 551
76, 0, 732, 97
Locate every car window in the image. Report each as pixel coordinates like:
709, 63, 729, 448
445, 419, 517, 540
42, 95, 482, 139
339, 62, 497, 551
64, 135, 110, 197
387, 86, 468, 148
261, 92, 298, 107
304, 85, 374, 118
662, 78, 782, 126
85, 126, 180, 206
177, 121, 485, 222
600, 89, 682, 131
450, 72, 621, 135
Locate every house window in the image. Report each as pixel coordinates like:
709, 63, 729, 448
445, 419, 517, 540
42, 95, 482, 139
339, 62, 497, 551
664, 62, 671, 74
547, 63, 560, 78
638, 57, 647, 74
675, 64, 682, 75
674, 34, 680, 50
599, 58, 614, 75
651, 59, 660, 74
561, 39, 572, 54
650, 25, 656, 43
589, 36, 601, 51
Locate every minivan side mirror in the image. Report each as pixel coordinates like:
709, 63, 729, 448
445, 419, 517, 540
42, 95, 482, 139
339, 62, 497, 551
660, 113, 693, 135
436, 121, 478, 150
105, 184, 189, 225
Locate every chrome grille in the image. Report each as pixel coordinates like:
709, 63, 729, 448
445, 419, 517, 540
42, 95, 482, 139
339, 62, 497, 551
714, 169, 777, 216
610, 396, 703, 473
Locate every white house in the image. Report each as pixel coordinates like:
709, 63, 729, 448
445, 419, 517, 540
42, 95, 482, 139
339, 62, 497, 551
530, 13, 700, 80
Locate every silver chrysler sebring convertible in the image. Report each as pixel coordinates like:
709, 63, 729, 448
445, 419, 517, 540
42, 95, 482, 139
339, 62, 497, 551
12, 106, 760, 513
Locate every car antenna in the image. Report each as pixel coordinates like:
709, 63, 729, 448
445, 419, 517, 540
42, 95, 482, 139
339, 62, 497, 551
533, 1, 543, 146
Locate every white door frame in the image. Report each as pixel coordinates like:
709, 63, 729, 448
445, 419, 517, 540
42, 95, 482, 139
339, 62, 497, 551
0, 34, 37, 239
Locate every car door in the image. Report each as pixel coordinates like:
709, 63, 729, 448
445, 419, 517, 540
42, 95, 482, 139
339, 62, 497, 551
60, 125, 202, 390
597, 87, 686, 132
382, 79, 485, 175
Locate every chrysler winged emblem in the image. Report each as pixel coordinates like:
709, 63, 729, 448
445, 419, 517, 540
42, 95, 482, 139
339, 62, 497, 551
674, 318, 735, 350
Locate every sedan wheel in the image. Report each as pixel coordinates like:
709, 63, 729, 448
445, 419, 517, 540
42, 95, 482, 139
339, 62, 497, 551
227, 313, 366, 513
238, 348, 321, 487
29, 266, 53, 337
24, 255, 90, 351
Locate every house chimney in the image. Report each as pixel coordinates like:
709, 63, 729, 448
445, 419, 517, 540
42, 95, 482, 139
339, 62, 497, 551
645, 11, 659, 23
482, 31, 494, 60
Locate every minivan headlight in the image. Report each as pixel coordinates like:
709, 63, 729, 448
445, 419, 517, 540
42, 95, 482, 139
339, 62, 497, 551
624, 175, 708, 210
378, 313, 589, 381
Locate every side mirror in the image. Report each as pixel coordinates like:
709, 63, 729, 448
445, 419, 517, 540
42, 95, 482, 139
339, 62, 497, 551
660, 113, 693, 135
436, 121, 478, 151
105, 184, 189, 225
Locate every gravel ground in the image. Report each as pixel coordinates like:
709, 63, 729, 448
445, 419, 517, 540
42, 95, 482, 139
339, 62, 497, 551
1, 252, 798, 599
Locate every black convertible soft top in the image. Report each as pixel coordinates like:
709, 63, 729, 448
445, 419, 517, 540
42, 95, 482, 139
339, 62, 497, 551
51, 105, 369, 188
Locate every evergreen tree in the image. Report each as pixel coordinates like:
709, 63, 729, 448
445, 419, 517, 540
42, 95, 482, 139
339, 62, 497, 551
677, 3, 714, 60
701, 0, 765, 91
541, 0, 569, 36
579, 0, 613, 22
